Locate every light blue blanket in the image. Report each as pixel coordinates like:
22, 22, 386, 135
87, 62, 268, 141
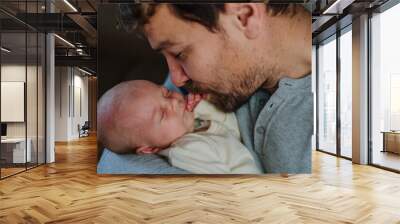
97, 148, 189, 174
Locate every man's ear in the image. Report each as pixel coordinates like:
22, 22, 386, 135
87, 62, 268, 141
224, 3, 263, 39
136, 146, 161, 154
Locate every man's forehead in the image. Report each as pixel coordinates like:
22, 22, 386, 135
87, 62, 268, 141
143, 5, 189, 49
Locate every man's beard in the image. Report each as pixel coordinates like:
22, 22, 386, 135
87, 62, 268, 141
184, 67, 266, 112
185, 81, 248, 112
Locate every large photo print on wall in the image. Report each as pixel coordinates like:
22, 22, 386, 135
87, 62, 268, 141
97, 2, 313, 174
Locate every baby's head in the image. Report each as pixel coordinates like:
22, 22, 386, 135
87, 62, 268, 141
98, 80, 194, 154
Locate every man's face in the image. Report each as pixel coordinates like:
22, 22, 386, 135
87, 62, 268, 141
129, 82, 194, 149
144, 5, 267, 112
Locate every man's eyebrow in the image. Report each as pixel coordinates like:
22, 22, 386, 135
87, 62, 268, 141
154, 40, 176, 52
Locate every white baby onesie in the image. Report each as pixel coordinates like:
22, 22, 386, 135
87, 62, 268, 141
158, 100, 262, 174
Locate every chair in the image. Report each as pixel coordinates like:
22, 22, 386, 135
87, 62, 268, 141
78, 121, 90, 138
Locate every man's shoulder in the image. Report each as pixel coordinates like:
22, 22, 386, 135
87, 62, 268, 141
235, 89, 269, 133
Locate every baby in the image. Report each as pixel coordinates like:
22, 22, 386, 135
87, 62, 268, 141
97, 80, 262, 174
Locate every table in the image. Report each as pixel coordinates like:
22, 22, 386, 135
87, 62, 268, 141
381, 131, 400, 154
1, 138, 32, 163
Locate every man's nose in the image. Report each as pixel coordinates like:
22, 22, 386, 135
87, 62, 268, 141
165, 54, 189, 87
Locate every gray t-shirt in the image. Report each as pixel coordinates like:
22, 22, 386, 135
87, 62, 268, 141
235, 75, 313, 173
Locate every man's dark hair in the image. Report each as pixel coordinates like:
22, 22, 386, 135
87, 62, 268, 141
118, 3, 296, 33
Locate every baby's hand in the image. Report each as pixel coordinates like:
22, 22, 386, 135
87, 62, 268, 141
186, 93, 207, 111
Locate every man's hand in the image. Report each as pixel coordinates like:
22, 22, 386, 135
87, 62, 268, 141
186, 93, 207, 112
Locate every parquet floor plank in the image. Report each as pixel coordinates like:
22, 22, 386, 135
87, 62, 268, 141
1, 135, 400, 223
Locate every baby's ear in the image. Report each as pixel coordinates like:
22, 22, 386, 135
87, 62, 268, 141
136, 146, 161, 154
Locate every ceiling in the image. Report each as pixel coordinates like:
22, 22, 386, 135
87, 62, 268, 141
312, 0, 390, 44
1, 0, 100, 73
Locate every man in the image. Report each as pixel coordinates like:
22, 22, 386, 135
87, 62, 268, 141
98, 2, 313, 174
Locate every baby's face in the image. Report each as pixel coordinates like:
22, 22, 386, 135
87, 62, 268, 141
130, 82, 195, 149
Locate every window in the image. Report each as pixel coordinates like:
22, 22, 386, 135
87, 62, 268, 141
390, 74, 400, 130
312, 46, 317, 150
370, 2, 400, 171
0, 1, 47, 179
317, 36, 337, 155
316, 25, 353, 159
339, 28, 352, 158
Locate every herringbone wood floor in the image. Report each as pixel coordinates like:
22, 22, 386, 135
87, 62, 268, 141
1, 135, 400, 224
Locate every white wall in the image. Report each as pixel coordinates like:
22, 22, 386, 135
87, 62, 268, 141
55, 67, 89, 141
1, 65, 27, 139
72, 72, 89, 138
55, 66, 69, 141
1, 64, 46, 164
1, 65, 42, 137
